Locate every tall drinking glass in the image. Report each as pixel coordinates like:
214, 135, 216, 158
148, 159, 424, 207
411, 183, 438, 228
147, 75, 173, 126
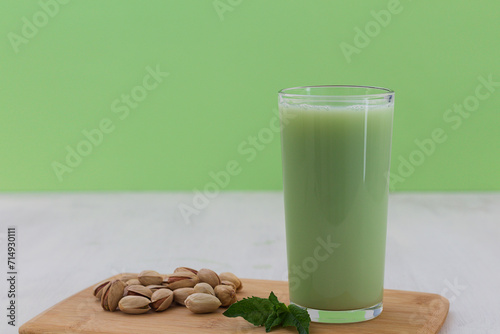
279, 85, 394, 323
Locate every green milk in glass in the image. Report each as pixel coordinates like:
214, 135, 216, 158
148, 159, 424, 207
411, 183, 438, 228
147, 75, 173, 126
279, 86, 394, 323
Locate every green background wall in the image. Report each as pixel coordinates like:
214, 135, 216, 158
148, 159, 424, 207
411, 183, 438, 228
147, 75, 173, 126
1, 0, 499, 192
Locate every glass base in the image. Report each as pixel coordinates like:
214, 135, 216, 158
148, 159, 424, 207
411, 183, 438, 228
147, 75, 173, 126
292, 301, 383, 324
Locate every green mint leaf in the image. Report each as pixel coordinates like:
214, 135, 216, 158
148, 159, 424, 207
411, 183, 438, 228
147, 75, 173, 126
223, 292, 312, 334
264, 311, 287, 332
268, 291, 280, 306
268, 292, 289, 315
264, 312, 278, 332
282, 304, 311, 334
274, 301, 289, 315
223, 296, 274, 326
264, 292, 291, 332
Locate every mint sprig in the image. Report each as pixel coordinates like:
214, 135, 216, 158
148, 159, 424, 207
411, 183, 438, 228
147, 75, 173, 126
223, 292, 311, 334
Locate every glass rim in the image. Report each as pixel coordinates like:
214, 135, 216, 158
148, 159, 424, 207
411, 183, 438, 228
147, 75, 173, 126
278, 85, 394, 99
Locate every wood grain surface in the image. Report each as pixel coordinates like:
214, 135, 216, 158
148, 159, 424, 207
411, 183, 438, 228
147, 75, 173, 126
19, 275, 449, 334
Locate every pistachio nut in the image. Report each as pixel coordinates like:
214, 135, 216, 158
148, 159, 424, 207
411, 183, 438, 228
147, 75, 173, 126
214, 285, 236, 307
220, 280, 236, 289
194, 282, 215, 296
124, 285, 153, 299
93, 280, 110, 300
146, 285, 167, 293
101, 279, 125, 311
219, 272, 242, 291
173, 287, 195, 305
166, 271, 199, 290
230, 294, 238, 305
119, 296, 151, 314
197, 268, 220, 288
126, 279, 142, 286
150, 289, 174, 312
119, 273, 139, 282
138, 270, 163, 286
168, 270, 197, 279
174, 267, 198, 275
163, 270, 195, 283
185, 293, 222, 313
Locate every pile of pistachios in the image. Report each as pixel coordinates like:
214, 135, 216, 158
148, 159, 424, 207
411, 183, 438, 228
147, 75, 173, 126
93, 267, 242, 315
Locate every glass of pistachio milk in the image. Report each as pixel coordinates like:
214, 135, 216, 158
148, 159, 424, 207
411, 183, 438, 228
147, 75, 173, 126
279, 85, 394, 323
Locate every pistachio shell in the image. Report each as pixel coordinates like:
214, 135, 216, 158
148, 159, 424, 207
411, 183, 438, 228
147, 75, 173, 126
194, 282, 215, 296
173, 287, 195, 305
185, 293, 221, 313
119, 296, 151, 314
146, 285, 168, 292
124, 285, 153, 299
197, 268, 220, 288
219, 272, 242, 290
168, 271, 197, 279
150, 289, 174, 312
119, 273, 139, 282
230, 294, 238, 304
174, 267, 198, 275
214, 285, 236, 307
126, 279, 142, 286
101, 279, 125, 311
167, 271, 199, 290
93, 280, 110, 299
138, 270, 163, 286
220, 280, 236, 289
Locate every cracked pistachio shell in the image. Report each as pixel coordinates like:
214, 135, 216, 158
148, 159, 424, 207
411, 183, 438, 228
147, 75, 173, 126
220, 280, 236, 289
219, 272, 242, 291
101, 279, 125, 311
174, 267, 198, 275
214, 285, 236, 307
150, 289, 174, 312
124, 285, 153, 299
146, 285, 168, 292
166, 271, 199, 290
93, 280, 110, 299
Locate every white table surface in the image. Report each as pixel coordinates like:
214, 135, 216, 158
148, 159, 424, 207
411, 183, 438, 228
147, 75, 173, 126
0, 192, 499, 334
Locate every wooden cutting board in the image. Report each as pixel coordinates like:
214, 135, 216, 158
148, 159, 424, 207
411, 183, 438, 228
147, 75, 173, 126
20, 275, 449, 334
